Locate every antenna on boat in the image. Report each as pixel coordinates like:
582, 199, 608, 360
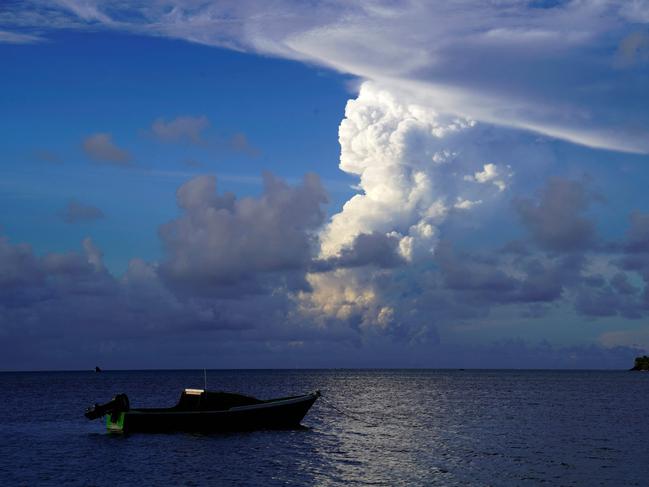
203, 368, 207, 390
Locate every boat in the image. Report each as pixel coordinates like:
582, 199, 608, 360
85, 388, 320, 433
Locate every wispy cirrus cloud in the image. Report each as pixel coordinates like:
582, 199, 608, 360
0, 29, 44, 44
4, 1, 649, 153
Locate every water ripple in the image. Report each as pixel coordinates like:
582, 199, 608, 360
0, 369, 647, 486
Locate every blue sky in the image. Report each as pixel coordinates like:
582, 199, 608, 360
1, 30, 356, 272
2, 1, 649, 370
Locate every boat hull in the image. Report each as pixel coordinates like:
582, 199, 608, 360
106, 393, 319, 433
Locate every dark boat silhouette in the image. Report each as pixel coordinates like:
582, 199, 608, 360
85, 388, 320, 433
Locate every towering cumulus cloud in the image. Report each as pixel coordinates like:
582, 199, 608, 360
304, 82, 512, 337
2, 1, 649, 367
320, 82, 509, 262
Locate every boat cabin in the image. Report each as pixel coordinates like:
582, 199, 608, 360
174, 389, 264, 412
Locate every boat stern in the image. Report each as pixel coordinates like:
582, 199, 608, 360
106, 412, 126, 433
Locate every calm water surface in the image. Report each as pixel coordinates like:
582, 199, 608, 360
0, 369, 647, 486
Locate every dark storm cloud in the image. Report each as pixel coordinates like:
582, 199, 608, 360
0, 236, 42, 288
336, 232, 405, 268
610, 272, 639, 295
301, 176, 643, 347
616, 252, 649, 274
0, 173, 343, 369
426, 193, 649, 322
574, 284, 642, 319
313, 232, 405, 271
60, 199, 105, 224
159, 172, 328, 294
435, 242, 516, 297
623, 211, 649, 253
4, 171, 649, 369
432, 241, 585, 308
565, 211, 649, 319
0, 172, 333, 339
516, 254, 584, 303
416, 190, 649, 324
0, 232, 308, 369
513, 178, 599, 252
0, 236, 115, 316
607, 211, 649, 311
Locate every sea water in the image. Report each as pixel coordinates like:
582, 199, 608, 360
0, 369, 647, 486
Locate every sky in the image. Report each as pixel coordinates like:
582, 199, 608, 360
2, 0, 649, 370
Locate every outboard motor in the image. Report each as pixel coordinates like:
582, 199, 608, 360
85, 393, 130, 420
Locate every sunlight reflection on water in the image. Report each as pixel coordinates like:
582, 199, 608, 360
0, 369, 647, 486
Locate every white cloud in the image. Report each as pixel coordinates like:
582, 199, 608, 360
304, 82, 516, 332
454, 198, 482, 210
0, 30, 44, 44
464, 163, 512, 192
319, 82, 494, 262
82, 237, 104, 272
5, 1, 649, 152
4, 0, 649, 364
619, 1, 649, 23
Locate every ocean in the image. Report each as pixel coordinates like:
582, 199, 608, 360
0, 369, 647, 486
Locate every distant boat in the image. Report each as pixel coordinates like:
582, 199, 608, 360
85, 388, 320, 433
95, 366, 102, 373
